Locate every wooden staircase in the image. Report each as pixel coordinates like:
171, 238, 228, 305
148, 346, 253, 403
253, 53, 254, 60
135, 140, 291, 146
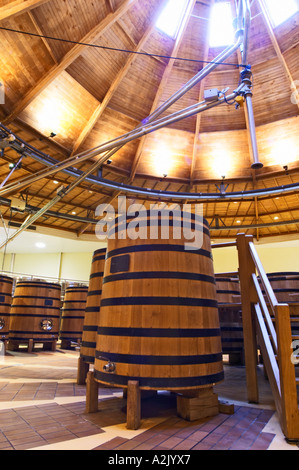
213, 233, 299, 442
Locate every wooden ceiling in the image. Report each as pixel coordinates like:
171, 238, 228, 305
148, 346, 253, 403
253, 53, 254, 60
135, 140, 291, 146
0, 0, 298, 241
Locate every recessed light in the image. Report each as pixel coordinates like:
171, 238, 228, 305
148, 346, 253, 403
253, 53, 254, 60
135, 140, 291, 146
35, 242, 46, 249
274, 216, 279, 220
236, 220, 241, 224
72, 211, 76, 215
53, 180, 58, 184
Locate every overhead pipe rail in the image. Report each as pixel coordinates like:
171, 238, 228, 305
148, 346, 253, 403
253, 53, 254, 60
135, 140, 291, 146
0, 1, 264, 248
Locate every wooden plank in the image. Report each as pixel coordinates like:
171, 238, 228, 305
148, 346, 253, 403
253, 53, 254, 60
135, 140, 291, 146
0, 0, 50, 21
3, 0, 139, 124
85, 371, 99, 413
126, 380, 141, 430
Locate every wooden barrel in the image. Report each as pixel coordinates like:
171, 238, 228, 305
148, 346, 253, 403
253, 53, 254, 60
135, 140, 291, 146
215, 274, 244, 363
94, 210, 223, 392
60, 284, 88, 346
267, 272, 299, 303
8, 280, 61, 349
80, 248, 106, 364
0, 275, 14, 342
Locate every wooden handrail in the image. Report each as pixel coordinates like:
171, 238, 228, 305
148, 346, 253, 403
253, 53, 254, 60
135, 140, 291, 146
211, 241, 237, 249
252, 273, 277, 353
248, 241, 278, 310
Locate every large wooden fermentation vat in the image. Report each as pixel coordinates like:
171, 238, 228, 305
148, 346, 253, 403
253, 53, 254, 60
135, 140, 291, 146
8, 279, 61, 352
0, 275, 14, 346
267, 272, 299, 303
94, 210, 223, 396
215, 273, 244, 364
60, 284, 88, 348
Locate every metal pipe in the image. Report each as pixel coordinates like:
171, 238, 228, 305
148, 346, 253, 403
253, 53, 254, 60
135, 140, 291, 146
0, 155, 23, 188
245, 93, 262, 169
0, 30, 246, 197
0, 86, 244, 198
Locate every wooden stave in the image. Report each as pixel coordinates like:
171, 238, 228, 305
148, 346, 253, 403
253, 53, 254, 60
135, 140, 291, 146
0, 275, 14, 340
80, 248, 107, 363
94, 213, 223, 391
60, 285, 88, 342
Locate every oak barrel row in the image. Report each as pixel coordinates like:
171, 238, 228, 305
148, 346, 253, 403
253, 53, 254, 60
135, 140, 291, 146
0, 277, 89, 352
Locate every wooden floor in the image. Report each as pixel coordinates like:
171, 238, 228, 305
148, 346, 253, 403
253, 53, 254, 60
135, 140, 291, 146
0, 346, 298, 451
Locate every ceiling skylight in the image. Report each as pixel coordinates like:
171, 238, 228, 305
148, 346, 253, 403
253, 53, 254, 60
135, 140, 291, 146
263, 0, 298, 27
156, 0, 189, 38
209, 2, 235, 47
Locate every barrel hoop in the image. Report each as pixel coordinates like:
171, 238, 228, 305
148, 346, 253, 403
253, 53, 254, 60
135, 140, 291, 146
221, 338, 243, 343
220, 327, 243, 331
103, 271, 216, 285
80, 354, 95, 363
216, 290, 240, 295
113, 211, 210, 227
222, 347, 243, 352
83, 325, 98, 332
100, 297, 218, 308
60, 330, 83, 334
216, 278, 239, 282
16, 282, 61, 290
0, 313, 10, 317
0, 303, 11, 307
81, 341, 96, 348
85, 306, 101, 313
61, 315, 85, 319
11, 305, 60, 310
10, 313, 60, 318
110, 219, 210, 238
93, 255, 106, 262
13, 295, 60, 300
97, 327, 221, 338
93, 248, 107, 256
9, 331, 58, 336
94, 370, 224, 388
90, 272, 104, 280
96, 350, 222, 366
106, 244, 213, 261
65, 289, 88, 293
87, 290, 102, 296
273, 288, 299, 293
267, 272, 299, 277
0, 277, 13, 284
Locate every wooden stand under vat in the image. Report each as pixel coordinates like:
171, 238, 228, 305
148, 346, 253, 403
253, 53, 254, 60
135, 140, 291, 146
8, 280, 61, 352
86, 210, 224, 427
77, 248, 106, 384
60, 284, 88, 349
0, 275, 14, 353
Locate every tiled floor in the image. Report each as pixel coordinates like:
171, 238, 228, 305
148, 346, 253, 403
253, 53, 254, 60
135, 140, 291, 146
0, 346, 298, 451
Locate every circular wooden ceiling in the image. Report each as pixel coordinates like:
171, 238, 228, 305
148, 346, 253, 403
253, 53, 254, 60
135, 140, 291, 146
0, 0, 298, 241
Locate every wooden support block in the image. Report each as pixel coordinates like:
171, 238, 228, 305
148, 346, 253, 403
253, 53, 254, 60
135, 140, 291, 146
127, 380, 141, 430
177, 387, 219, 421
218, 399, 235, 415
28, 339, 34, 353
77, 356, 90, 385
85, 371, 98, 413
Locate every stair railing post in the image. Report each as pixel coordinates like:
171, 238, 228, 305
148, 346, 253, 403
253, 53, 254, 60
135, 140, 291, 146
236, 233, 259, 403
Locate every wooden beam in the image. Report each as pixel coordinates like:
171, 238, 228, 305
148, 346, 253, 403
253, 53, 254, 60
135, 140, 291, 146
71, 0, 168, 156
3, 0, 139, 124
129, 0, 198, 182
190, 0, 214, 186
257, 0, 299, 109
0, 0, 50, 21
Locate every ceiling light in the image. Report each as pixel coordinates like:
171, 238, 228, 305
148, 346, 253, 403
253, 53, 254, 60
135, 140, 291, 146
72, 211, 76, 215
209, 2, 235, 48
35, 242, 46, 249
274, 216, 279, 220
53, 180, 59, 184
236, 220, 241, 224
